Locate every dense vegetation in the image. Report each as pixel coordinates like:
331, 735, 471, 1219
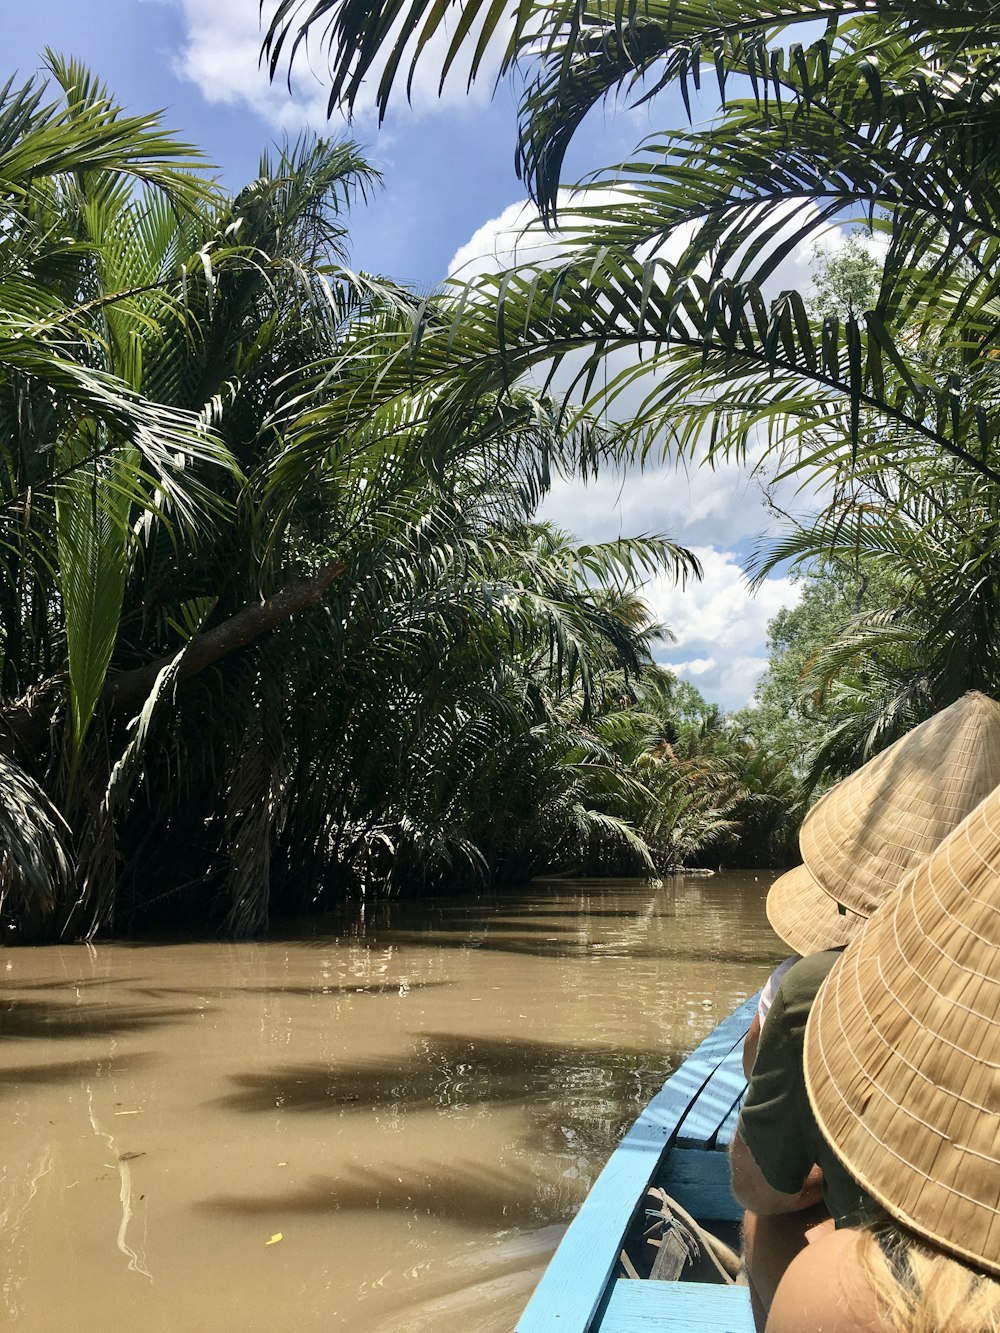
262, 3, 1000, 789
0, 56, 790, 944
8, 0, 1000, 941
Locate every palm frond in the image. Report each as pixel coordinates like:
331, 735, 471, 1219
0, 752, 73, 936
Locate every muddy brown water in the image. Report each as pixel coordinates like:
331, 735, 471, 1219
0, 871, 781, 1332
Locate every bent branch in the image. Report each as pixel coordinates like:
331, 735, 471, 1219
1, 560, 347, 758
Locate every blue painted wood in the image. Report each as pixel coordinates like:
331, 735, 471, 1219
647, 997, 757, 1130
516, 995, 758, 1333
597, 1279, 754, 1332
715, 1088, 744, 1149
674, 1024, 751, 1148
658, 1148, 742, 1222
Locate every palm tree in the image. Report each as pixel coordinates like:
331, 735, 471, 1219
260, 1, 1000, 815
753, 453, 1000, 772
262, 2, 1000, 494
0, 57, 706, 940
0, 60, 399, 938
0, 56, 238, 935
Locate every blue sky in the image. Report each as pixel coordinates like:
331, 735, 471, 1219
8, 0, 657, 285
8, 2, 817, 708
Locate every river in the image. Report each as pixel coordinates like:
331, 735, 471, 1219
0, 871, 781, 1331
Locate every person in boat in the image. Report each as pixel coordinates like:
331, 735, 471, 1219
741, 862, 863, 1078
742, 950, 800, 1079
767, 787, 1000, 1330
731, 691, 1000, 1328
768, 1220, 1000, 1332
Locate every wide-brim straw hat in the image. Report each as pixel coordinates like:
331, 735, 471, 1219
765, 863, 866, 957
804, 790, 1000, 1276
799, 690, 1000, 918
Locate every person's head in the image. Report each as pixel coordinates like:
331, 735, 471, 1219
768, 690, 1000, 955
859, 1223, 1000, 1333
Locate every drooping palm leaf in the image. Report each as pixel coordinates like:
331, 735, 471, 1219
55, 449, 132, 766
0, 752, 72, 935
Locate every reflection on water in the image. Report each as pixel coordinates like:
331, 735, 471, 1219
0, 872, 781, 1331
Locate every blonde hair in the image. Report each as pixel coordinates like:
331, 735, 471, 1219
859, 1223, 1000, 1333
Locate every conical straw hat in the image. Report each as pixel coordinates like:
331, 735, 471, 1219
799, 691, 1000, 917
765, 863, 866, 957
804, 791, 1000, 1276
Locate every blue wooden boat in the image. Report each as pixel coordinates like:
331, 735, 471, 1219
517, 994, 758, 1333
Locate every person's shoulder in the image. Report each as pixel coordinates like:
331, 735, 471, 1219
766, 1228, 889, 1332
779, 949, 843, 1004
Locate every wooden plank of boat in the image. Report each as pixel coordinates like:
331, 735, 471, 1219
517, 995, 758, 1333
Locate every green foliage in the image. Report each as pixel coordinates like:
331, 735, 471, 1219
808, 234, 883, 323
736, 564, 896, 789
262, 0, 1000, 819
757, 457, 1000, 773
264, 0, 1000, 519
26, 5, 1000, 938
56, 452, 132, 771
0, 58, 742, 942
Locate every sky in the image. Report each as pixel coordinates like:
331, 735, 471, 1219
7, 1, 825, 709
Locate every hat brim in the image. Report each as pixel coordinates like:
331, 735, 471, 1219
766, 864, 866, 956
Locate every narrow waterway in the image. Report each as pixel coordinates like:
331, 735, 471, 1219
0, 871, 781, 1331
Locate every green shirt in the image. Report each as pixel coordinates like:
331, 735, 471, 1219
737, 949, 877, 1228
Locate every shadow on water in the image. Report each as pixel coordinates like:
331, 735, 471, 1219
228, 980, 455, 999
278, 898, 664, 943
0, 976, 149, 993
207, 1020, 712, 1233
212, 1030, 686, 1118
202, 1032, 694, 1229
487, 906, 673, 920
114, 981, 455, 1004
199, 1159, 577, 1229
263, 880, 782, 971
0, 1055, 150, 1089
0, 999, 205, 1041
204, 1023, 714, 1231
292, 926, 781, 966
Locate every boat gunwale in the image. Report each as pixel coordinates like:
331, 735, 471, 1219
516, 993, 759, 1332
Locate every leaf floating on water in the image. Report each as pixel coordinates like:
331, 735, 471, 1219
265, 1233, 283, 1246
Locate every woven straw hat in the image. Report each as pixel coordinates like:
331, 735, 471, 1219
804, 791, 1000, 1275
765, 863, 866, 956
799, 691, 1000, 918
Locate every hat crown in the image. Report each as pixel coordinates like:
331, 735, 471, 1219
800, 691, 1000, 915
805, 786, 1000, 1275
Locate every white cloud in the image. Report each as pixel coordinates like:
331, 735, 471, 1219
165, 0, 332, 133
445, 195, 843, 708
448, 199, 565, 280
446, 186, 698, 280
672, 656, 716, 676
647, 547, 799, 654
536, 447, 810, 711
644, 548, 801, 708
538, 456, 779, 549
670, 654, 773, 710
167, 0, 502, 135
